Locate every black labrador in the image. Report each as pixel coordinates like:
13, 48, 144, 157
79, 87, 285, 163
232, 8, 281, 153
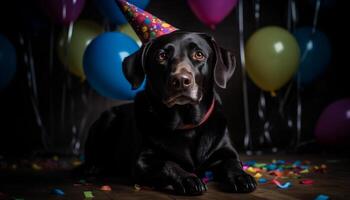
82, 30, 257, 195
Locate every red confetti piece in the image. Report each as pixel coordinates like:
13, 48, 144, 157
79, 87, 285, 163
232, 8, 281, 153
300, 179, 314, 185
100, 185, 112, 191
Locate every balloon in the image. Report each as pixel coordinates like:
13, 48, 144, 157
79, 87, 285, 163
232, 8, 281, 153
0, 35, 17, 90
83, 32, 145, 100
95, 0, 150, 25
39, 0, 85, 25
245, 26, 300, 93
118, 24, 142, 47
57, 20, 104, 80
294, 27, 331, 85
187, 0, 238, 29
315, 98, 350, 145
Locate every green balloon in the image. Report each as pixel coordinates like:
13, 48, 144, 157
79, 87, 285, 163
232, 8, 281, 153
58, 20, 103, 80
245, 26, 300, 92
118, 24, 142, 47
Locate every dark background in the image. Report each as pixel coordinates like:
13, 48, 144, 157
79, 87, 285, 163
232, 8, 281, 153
0, 0, 343, 156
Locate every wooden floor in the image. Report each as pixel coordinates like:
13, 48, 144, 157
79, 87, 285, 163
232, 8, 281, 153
1, 154, 349, 200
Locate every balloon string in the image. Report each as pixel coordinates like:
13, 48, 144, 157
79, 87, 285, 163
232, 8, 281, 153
238, 0, 252, 154
19, 33, 49, 151
67, 22, 74, 44
312, 0, 321, 34
49, 23, 55, 149
279, 0, 298, 116
295, 73, 302, 149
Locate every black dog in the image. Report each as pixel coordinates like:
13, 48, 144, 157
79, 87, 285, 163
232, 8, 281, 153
82, 30, 256, 195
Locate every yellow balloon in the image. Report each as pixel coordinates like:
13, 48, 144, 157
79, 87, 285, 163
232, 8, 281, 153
58, 20, 104, 80
118, 24, 142, 47
245, 26, 300, 92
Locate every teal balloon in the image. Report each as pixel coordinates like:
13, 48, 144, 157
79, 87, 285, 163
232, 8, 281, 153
95, 0, 150, 25
294, 27, 331, 85
0, 35, 17, 90
83, 32, 145, 100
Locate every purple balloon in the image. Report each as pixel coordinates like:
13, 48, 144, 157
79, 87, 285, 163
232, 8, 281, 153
187, 0, 238, 29
315, 98, 350, 145
39, 0, 85, 25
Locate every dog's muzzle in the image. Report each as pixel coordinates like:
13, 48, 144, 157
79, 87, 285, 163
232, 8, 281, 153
163, 62, 201, 107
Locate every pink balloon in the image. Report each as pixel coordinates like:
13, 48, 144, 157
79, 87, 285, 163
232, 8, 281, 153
315, 98, 350, 145
39, 0, 86, 25
187, 0, 238, 29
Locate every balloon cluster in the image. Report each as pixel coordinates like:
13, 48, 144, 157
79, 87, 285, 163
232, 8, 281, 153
51, 0, 150, 100
244, 26, 331, 94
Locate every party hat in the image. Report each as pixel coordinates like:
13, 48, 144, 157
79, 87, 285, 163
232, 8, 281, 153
116, 0, 178, 44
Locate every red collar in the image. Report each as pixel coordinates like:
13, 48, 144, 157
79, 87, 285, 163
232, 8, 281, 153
176, 98, 216, 130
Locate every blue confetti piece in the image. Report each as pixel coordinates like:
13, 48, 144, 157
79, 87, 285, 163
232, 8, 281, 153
293, 160, 301, 166
244, 160, 256, 166
276, 160, 286, 165
51, 188, 65, 196
267, 164, 277, 171
258, 178, 267, 183
204, 171, 214, 181
314, 194, 330, 200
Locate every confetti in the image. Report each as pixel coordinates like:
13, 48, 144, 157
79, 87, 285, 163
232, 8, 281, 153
272, 179, 292, 189
51, 188, 65, 196
204, 171, 214, 181
300, 179, 314, 185
314, 194, 330, 200
31, 163, 42, 170
300, 169, 309, 174
258, 178, 268, 183
134, 184, 141, 191
84, 191, 94, 198
254, 173, 262, 178
100, 185, 112, 191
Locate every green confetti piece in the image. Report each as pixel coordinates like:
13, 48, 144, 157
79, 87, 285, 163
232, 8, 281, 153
84, 191, 94, 198
254, 163, 267, 168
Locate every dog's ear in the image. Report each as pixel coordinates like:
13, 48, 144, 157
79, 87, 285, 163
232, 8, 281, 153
122, 42, 151, 90
200, 34, 236, 89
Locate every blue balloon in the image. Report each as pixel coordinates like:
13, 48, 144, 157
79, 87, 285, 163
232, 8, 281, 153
0, 35, 17, 90
95, 0, 150, 25
293, 27, 331, 85
83, 32, 145, 100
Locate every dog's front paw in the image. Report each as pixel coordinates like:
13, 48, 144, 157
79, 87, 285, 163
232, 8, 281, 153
173, 175, 207, 195
222, 171, 257, 193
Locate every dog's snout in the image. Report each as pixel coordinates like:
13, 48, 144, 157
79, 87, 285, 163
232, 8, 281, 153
168, 72, 193, 90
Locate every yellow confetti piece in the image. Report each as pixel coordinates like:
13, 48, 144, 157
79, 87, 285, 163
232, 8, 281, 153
300, 169, 309, 174
254, 173, 262, 178
53, 156, 59, 161
247, 167, 257, 173
32, 163, 42, 171
72, 160, 82, 166
134, 184, 141, 191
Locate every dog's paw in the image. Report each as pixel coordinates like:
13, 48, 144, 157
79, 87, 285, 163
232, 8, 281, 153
173, 175, 207, 195
222, 171, 257, 193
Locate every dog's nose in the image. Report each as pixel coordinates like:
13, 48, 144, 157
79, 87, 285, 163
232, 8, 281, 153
169, 73, 193, 90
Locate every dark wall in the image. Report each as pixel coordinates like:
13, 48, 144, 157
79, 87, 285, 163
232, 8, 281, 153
0, 0, 342, 156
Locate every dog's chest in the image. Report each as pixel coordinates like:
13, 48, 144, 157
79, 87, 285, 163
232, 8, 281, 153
150, 131, 214, 171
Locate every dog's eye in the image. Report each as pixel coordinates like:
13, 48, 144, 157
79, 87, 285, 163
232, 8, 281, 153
193, 50, 205, 61
158, 52, 168, 62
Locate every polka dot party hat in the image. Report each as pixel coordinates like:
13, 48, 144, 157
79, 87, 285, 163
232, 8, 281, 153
116, 0, 178, 44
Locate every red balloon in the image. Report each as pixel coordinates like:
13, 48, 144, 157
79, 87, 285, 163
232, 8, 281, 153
315, 98, 350, 145
187, 0, 238, 29
39, 0, 86, 25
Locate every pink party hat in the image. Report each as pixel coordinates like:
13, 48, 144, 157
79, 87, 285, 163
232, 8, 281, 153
116, 0, 178, 43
